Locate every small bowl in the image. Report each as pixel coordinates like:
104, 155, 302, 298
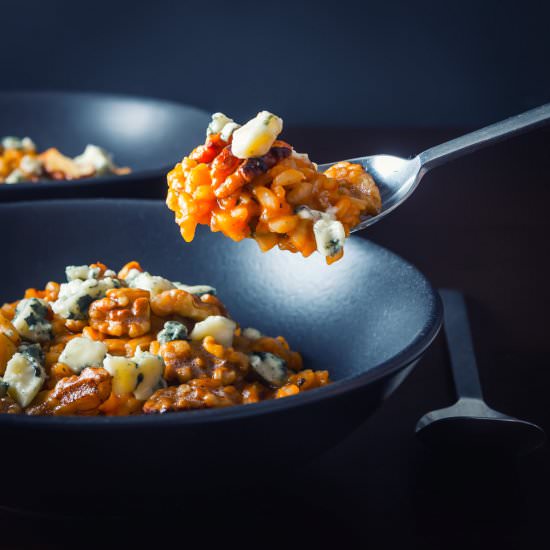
0, 91, 210, 201
0, 199, 441, 505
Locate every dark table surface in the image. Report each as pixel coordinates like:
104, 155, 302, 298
2, 127, 549, 549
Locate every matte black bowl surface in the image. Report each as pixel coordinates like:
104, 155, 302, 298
0, 199, 441, 503
0, 91, 209, 201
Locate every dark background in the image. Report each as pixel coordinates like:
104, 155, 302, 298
2, 0, 549, 127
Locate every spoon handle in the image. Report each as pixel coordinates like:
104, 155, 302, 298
440, 290, 483, 400
419, 103, 550, 172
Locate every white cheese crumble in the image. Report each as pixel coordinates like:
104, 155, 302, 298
220, 121, 241, 142
294, 207, 346, 257
123, 268, 142, 284
65, 264, 101, 281
58, 337, 107, 373
3, 347, 46, 407
103, 350, 163, 400
133, 350, 164, 400
207, 113, 234, 136
5, 169, 27, 184
19, 155, 42, 176
242, 327, 262, 340
52, 277, 119, 320
190, 316, 236, 347
129, 271, 175, 297
313, 217, 346, 257
173, 282, 216, 296
73, 144, 115, 176
103, 355, 138, 396
12, 298, 52, 343
2, 136, 35, 150
295, 206, 323, 221
249, 352, 288, 386
231, 111, 283, 159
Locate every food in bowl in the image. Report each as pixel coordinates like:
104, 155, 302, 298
167, 111, 381, 264
0, 136, 130, 183
0, 261, 329, 416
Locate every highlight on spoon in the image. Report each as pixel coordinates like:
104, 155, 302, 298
165, 111, 382, 264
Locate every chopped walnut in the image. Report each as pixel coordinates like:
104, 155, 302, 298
199, 293, 229, 317
89, 288, 151, 337
143, 379, 242, 413
150, 289, 221, 321
26, 367, 112, 416
160, 339, 248, 384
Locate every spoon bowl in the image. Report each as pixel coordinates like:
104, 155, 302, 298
318, 155, 421, 232
416, 397, 546, 455
317, 103, 550, 233
415, 290, 546, 455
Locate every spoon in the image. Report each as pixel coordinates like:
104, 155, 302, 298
317, 104, 550, 232
415, 289, 546, 455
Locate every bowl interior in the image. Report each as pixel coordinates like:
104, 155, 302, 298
0, 91, 209, 178
0, 199, 439, 385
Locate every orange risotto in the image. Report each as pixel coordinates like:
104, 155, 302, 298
167, 111, 381, 264
0, 262, 328, 416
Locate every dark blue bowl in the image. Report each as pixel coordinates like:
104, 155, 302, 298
0, 199, 441, 504
0, 91, 209, 201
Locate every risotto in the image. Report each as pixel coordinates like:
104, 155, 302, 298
167, 111, 381, 264
0, 262, 328, 416
0, 136, 129, 184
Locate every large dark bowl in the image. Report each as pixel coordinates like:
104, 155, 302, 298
0, 91, 209, 201
0, 199, 441, 505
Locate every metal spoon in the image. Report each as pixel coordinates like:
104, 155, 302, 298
317, 104, 550, 232
415, 290, 546, 455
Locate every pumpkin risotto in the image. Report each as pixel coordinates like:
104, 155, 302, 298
0, 262, 328, 416
167, 111, 382, 264
0, 136, 130, 184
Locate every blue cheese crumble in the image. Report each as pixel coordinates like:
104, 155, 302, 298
249, 352, 288, 387
103, 349, 163, 400
65, 264, 101, 281
58, 336, 107, 373
231, 111, 283, 159
12, 298, 52, 343
157, 321, 188, 344
190, 316, 236, 347
128, 271, 174, 297
312, 216, 345, 257
173, 282, 217, 296
52, 277, 119, 320
73, 145, 115, 176
295, 206, 346, 257
3, 343, 46, 406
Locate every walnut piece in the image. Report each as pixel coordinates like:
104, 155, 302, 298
150, 289, 221, 321
143, 380, 242, 413
89, 288, 151, 337
0, 396, 22, 414
26, 367, 112, 416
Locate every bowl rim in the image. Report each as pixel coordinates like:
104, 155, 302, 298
0, 198, 443, 428
0, 89, 209, 191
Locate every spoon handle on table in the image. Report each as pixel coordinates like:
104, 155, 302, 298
419, 103, 550, 172
439, 290, 484, 400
